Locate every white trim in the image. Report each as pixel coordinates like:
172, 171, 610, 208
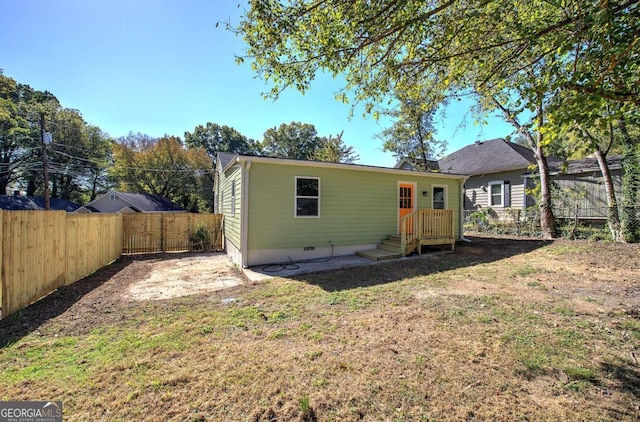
240, 160, 252, 268
431, 184, 448, 209
295, 176, 321, 218
488, 181, 504, 207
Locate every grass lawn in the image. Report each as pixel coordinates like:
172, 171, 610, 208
1, 237, 639, 421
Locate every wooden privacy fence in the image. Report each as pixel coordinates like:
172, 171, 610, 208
0, 211, 224, 319
0, 211, 123, 319
122, 213, 223, 254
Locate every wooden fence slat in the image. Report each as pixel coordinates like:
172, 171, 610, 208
0, 211, 221, 319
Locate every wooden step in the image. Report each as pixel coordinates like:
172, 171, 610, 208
379, 241, 401, 253
356, 248, 402, 261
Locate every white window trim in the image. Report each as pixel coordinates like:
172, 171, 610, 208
431, 184, 448, 209
295, 176, 321, 218
488, 181, 504, 207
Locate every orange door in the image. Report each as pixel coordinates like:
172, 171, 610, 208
398, 183, 415, 232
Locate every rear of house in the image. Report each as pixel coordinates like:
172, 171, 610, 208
216, 153, 466, 267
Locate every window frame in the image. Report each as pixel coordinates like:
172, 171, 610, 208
229, 178, 236, 217
294, 176, 321, 218
488, 181, 504, 207
431, 184, 448, 209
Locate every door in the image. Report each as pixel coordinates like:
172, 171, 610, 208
398, 183, 415, 233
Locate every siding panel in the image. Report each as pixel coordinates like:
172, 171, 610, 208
247, 163, 461, 250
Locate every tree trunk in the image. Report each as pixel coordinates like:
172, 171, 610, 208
26, 173, 37, 196
492, 96, 555, 239
0, 174, 8, 196
91, 173, 99, 201
594, 146, 622, 241
534, 142, 556, 239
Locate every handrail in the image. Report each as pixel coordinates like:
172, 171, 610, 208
400, 209, 419, 256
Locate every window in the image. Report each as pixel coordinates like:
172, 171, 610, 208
488, 181, 510, 207
109, 194, 116, 201
399, 186, 413, 210
432, 186, 446, 209
230, 179, 236, 217
295, 177, 320, 217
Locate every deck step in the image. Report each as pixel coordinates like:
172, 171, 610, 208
379, 242, 401, 253
356, 248, 402, 261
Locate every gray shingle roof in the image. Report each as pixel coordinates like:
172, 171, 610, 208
548, 154, 622, 175
113, 192, 184, 212
438, 138, 537, 175
217, 152, 237, 170
0, 196, 81, 211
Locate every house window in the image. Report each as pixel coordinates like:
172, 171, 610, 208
109, 194, 116, 201
295, 177, 320, 217
231, 179, 236, 217
488, 181, 510, 207
432, 186, 446, 209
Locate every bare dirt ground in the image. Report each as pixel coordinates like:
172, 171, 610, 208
125, 253, 243, 301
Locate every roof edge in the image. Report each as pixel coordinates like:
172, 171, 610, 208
234, 154, 467, 180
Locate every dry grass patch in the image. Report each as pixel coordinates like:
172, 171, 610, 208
1, 237, 640, 420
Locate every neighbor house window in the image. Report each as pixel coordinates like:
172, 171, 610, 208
295, 177, 320, 217
432, 186, 446, 209
109, 193, 116, 201
488, 181, 510, 207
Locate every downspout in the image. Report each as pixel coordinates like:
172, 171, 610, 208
460, 177, 471, 242
240, 159, 251, 268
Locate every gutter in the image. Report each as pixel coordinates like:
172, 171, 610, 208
239, 158, 252, 268
459, 176, 472, 243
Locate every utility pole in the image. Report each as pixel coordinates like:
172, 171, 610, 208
40, 113, 51, 210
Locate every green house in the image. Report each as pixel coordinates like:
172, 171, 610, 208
215, 153, 468, 267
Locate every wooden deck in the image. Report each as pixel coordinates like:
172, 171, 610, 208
400, 209, 455, 256
357, 209, 456, 261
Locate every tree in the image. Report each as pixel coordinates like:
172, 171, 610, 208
234, 0, 640, 240
261, 121, 322, 159
111, 134, 213, 212
309, 131, 359, 164
0, 73, 57, 196
378, 94, 446, 170
184, 122, 261, 161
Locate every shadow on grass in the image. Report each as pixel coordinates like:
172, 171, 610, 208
601, 362, 640, 398
290, 236, 551, 292
0, 253, 177, 349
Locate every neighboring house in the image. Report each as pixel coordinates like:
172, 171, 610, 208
75, 191, 185, 213
397, 138, 624, 220
435, 138, 547, 214
215, 153, 467, 267
0, 193, 81, 212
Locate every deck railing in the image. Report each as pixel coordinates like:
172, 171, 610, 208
400, 209, 455, 255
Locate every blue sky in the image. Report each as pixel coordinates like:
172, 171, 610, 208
1, 0, 515, 167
